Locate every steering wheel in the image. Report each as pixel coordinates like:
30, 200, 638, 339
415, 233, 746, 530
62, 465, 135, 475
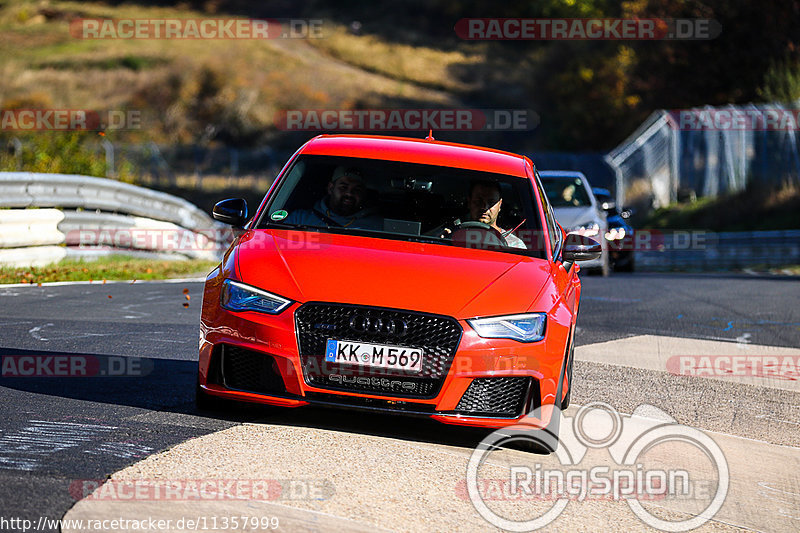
450, 221, 507, 249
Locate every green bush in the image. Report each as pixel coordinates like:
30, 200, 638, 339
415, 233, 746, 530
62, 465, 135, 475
0, 132, 134, 181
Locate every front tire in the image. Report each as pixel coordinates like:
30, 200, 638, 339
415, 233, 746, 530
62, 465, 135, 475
561, 342, 575, 409
508, 407, 561, 454
510, 339, 572, 454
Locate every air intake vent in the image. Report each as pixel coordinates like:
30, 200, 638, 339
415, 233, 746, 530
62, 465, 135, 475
221, 344, 287, 395
454, 377, 532, 417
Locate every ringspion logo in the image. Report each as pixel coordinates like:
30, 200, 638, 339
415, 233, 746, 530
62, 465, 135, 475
466, 403, 728, 531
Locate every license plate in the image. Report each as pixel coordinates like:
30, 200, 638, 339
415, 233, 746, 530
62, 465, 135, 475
325, 339, 423, 372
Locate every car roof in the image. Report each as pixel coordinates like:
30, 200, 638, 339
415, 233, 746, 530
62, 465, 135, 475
300, 134, 529, 178
537, 170, 588, 180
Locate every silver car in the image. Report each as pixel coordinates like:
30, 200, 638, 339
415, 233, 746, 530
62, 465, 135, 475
538, 170, 609, 276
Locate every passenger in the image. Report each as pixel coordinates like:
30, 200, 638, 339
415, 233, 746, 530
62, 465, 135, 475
283, 166, 382, 230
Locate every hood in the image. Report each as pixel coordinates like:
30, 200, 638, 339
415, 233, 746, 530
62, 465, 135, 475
234, 230, 553, 318
552, 206, 601, 231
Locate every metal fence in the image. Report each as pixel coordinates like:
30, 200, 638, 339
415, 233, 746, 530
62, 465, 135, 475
605, 104, 800, 211
3, 138, 284, 187
635, 230, 800, 272
114, 143, 283, 186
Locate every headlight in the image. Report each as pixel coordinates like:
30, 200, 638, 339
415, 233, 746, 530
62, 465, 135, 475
467, 313, 547, 343
573, 222, 600, 237
221, 279, 292, 314
604, 227, 627, 241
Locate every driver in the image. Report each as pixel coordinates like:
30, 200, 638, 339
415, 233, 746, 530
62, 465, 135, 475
283, 166, 382, 230
561, 183, 580, 206
436, 180, 526, 249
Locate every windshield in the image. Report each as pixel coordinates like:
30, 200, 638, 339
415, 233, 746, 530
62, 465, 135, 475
257, 154, 545, 258
540, 176, 592, 208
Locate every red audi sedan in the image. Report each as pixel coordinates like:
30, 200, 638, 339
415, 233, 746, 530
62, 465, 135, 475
197, 134, 600, 449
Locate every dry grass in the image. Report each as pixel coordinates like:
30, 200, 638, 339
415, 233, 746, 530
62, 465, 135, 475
307, 23, 484, 92
8, 67, 163, 109
0, 0, 460, 145
643, 180, 800, 231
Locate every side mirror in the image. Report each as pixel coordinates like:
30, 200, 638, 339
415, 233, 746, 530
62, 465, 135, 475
212, 198, 248, 227
562, 234, 602, 262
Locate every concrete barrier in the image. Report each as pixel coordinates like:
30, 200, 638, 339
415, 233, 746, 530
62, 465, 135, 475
59, 211, 225, 261
0, 245, 66, 268
0, 209, 65, 248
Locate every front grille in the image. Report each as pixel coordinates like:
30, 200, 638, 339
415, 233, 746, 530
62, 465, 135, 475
454, 377, 532, 417
220, 344, 287, 395
295, 303, 462, 399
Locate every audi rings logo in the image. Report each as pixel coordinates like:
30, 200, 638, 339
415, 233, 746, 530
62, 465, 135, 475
348, 314, 408, 336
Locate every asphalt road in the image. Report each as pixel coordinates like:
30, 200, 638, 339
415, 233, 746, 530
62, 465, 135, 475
576, 273, 800, 348
0, 273, 797, 532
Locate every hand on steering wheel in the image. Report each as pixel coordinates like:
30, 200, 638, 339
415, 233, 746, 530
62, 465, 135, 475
450, 221, 507, 248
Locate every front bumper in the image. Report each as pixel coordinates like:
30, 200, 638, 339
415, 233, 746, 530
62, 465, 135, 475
199, 296, 569, 430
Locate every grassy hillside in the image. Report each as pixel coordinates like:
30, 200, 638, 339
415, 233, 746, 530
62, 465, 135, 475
4, 0, 798, 151
0, 1, 476, 148
642, 181, 800, 232
2, 0, 798, 187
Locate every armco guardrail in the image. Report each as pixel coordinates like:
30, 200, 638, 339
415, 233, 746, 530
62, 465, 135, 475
635, 230, 800, 271
0, 172, 231, 267
0, 172, 215, 233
